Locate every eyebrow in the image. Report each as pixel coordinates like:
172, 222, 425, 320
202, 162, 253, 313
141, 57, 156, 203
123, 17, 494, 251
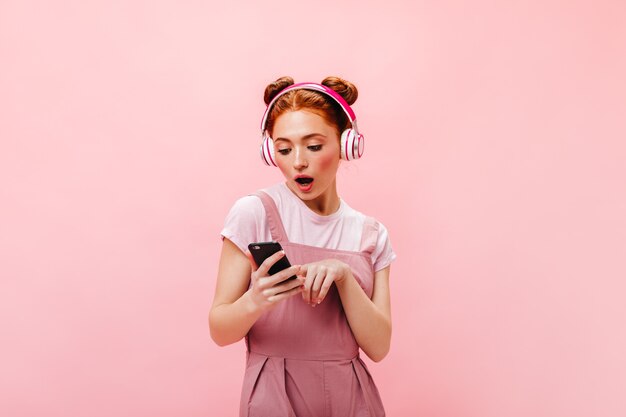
274, 133, 327, 142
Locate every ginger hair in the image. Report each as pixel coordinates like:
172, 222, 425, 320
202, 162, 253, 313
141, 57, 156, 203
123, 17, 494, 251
263, 76, 358, 138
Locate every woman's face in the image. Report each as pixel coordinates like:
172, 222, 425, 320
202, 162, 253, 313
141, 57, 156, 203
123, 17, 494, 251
272, 110, 341, 205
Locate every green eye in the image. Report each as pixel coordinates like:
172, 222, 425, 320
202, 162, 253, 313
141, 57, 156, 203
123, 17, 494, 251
308, 145, 322, 151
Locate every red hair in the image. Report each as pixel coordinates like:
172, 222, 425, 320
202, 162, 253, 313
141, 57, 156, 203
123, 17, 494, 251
263, 76, 358, 138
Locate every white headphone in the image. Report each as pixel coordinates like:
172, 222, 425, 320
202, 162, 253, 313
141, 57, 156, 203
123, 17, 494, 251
259, 82, 364, 166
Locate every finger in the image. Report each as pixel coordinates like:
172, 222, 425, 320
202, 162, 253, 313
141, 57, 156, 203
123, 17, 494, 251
316, 274, 335, 304
256, 265, 300, 293
268, 284, 304, 303
297, 264, 308, 276
296, 265, 307, 299
310, 268, 326, 305
302, 266, 317, 305
267, 265, 302, 287
272, 275, 305, 296
257, 250, 286, 277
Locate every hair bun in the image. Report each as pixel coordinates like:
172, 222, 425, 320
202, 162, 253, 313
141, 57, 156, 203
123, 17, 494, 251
321, 76, 358, 106
264, 76, 295, 105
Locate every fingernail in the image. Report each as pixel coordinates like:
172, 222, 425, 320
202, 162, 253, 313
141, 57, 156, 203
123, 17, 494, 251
317, 299, 321, 304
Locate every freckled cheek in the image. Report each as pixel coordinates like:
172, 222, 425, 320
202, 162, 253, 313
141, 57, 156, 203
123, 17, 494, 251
274, 159, 289, 176
277, 164, 290, 177
317, 152, 337, 170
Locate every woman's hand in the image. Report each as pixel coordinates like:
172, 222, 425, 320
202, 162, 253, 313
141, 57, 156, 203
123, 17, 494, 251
245, 250, 305, 313
298, 259, 351, 307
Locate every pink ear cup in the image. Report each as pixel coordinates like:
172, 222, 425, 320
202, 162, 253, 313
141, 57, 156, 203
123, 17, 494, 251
260, 134, 277, 167
340, 129, 364, 161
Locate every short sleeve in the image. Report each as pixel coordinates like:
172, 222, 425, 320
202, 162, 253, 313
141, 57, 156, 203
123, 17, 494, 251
220, 195, 267, 254
371, 221, 397, 272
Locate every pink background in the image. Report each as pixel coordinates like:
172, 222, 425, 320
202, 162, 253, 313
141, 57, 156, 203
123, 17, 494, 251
1, 1, 625, 416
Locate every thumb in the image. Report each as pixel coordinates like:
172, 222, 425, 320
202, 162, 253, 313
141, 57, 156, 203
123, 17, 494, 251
296, 264, 307, 277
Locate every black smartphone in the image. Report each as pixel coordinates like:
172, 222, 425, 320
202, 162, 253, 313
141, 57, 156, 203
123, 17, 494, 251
248, 241, 297, 283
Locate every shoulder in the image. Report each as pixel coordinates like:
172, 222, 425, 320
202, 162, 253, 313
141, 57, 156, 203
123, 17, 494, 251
220, 192, 268, 254
370, 219, 395, 271
228, 193, 265, 215
262, 182, 294, 209
340, 200, 388, 229
353, 209, 391, 246
344, 203, 396, 271
336, 199, 367, 223
224, 182, 287, 224
223, 194, 265, 226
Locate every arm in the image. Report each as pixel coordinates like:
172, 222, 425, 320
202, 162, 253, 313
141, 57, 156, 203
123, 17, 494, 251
209, 238, 304, 346
299, 261, 392, 362
208, 238, 261, 346
335, 265, 392, 362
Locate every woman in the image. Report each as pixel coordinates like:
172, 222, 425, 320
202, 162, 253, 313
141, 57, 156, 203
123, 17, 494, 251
209, 76, 396, 417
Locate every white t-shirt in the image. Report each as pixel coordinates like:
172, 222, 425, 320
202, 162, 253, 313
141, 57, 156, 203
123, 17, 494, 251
220, 182, 396, 272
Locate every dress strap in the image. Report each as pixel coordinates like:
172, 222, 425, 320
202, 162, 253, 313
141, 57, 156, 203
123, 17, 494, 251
252, 191, 288, 242
360, 216, 379, 254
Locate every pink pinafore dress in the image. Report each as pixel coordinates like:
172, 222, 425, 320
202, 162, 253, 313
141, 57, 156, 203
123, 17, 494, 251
240, 191, 386, 417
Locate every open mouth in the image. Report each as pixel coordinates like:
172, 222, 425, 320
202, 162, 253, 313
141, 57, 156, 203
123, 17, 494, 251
294, 176, 314, 191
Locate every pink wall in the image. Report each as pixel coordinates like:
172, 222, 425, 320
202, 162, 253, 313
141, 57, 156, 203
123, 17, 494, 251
1, 1, 625, 416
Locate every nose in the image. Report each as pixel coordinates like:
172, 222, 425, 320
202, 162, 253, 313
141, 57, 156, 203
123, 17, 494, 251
293, 146, 308, 169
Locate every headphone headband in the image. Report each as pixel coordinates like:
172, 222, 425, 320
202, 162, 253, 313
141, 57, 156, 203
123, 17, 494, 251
260, 82, 359, 135
258, 81, 364, 166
